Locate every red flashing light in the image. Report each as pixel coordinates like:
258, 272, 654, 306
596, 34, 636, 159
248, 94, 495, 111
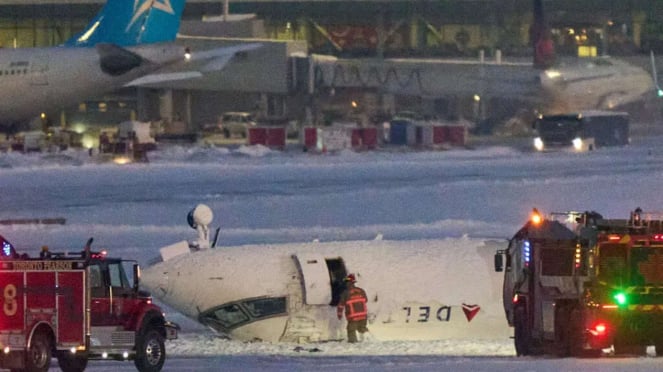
652, 234, 663, 242
512, 294, 519, 304
91, 250, 107, 259
594, 323, 607, 334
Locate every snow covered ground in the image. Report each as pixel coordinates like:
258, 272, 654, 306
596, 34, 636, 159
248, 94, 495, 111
2, 136, 663, 370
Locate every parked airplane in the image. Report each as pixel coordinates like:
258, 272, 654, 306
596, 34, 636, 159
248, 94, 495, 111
0, 0, 258, 131
141, 205, 511, 342
65, 0, 185, 47
312, 0, 653, 122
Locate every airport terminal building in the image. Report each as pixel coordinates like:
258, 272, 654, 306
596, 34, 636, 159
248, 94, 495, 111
1, 0, 662, 133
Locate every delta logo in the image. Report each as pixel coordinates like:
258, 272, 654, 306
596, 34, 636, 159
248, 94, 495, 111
462, 303, 480, 322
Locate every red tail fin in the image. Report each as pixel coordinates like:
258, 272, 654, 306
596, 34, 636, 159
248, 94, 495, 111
531, 0, 555, 69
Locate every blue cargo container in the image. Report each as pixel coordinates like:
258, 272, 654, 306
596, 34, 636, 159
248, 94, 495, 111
389, 120, 410, 145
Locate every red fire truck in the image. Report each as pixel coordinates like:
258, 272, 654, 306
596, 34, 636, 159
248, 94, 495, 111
494, 208, 663, 357
0, 235, 178, 372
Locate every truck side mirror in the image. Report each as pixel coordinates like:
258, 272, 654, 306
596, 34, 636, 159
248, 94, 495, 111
133, 264, 141, 291
494, 253, 504, 272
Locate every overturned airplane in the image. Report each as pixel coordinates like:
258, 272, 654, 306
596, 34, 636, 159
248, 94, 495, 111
141, 204, 510, 343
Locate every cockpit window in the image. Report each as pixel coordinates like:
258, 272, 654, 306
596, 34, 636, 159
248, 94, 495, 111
243, 297, 286, 318
200, 297, 288, 332
209, 304, 249, 329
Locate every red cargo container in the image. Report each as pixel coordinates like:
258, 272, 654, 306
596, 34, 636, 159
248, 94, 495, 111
248, 127, 267, 146
248, 127, 286, 149
302, 127, 318, 150
446, 125, 466, 146
266, 127, 286, 149
361, 127, 378, 149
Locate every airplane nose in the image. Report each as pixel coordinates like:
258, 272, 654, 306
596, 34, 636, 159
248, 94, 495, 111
140, 264, 170, 298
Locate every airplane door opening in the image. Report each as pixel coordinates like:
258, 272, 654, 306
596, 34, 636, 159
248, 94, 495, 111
325, 258, 347, 307
30, 56, 49, 86
292, 255, 347, 306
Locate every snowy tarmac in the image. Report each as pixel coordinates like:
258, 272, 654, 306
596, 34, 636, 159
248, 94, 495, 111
3, 135, 663, 370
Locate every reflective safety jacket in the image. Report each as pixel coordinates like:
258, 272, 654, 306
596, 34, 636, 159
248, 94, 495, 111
337, 286, 368, 321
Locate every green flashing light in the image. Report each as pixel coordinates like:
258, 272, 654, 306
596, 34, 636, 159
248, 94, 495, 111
613, 292, 628, 306
658, 89, 663, 97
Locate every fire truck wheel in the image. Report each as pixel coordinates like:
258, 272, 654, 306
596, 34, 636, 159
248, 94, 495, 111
56, 351, 88, 372
613, 338, 646, 356
554, 306, 571, 357
25, 331, 51, 372
514, 305, 531, 356
134, 328, 166, 372
655, 343, 663, 357
567, 308, 589, 357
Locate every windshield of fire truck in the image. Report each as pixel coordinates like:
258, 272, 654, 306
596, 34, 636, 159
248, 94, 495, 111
598, 243, 663, 286
629, 245, 663, 286
109, 262, 131, 289
597, 243, 627, 285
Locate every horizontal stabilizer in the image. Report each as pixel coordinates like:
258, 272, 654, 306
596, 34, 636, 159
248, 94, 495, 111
125, 71, 204, 86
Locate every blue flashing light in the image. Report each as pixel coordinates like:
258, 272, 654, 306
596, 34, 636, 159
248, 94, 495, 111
523, 240, 531, 267
2, 242, 12, 257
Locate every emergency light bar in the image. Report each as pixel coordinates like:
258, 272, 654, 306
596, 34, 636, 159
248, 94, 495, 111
652, 234, 663, 241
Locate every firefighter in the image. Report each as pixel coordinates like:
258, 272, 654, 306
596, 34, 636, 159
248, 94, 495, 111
337, 273, 368, 343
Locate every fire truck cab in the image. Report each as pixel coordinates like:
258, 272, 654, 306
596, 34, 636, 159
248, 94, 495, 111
0, 236, 178, 372
495, 208, 663, 357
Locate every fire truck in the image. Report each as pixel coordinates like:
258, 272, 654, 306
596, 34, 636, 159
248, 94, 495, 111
494, 208, 663, 357
0, 235, 178, 372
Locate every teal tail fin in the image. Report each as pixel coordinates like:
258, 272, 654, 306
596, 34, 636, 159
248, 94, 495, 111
65, 0, 186, 47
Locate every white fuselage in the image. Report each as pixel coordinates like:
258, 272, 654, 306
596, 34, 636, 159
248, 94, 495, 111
313, 55, 654, 116
142, 238, 511, 343
0, 44, 185, 125
539, 57, 654, 114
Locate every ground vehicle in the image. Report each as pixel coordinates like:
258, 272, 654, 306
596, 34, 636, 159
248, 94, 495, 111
533, 111, 629, 151
0, 235, 178, 372
495, 208, 663, 357
210, 112, 256, 138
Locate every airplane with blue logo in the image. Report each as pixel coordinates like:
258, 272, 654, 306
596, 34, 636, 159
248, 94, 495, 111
0, 0, 258, 131
65, 0, 185, 47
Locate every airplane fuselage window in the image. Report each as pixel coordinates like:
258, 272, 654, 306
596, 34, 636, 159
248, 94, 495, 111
1, 70, 29, 76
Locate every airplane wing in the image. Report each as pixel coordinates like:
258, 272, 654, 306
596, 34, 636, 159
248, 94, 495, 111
124, 43, 262, 87
190, 43, 262, 72
124, 71, 203, 86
